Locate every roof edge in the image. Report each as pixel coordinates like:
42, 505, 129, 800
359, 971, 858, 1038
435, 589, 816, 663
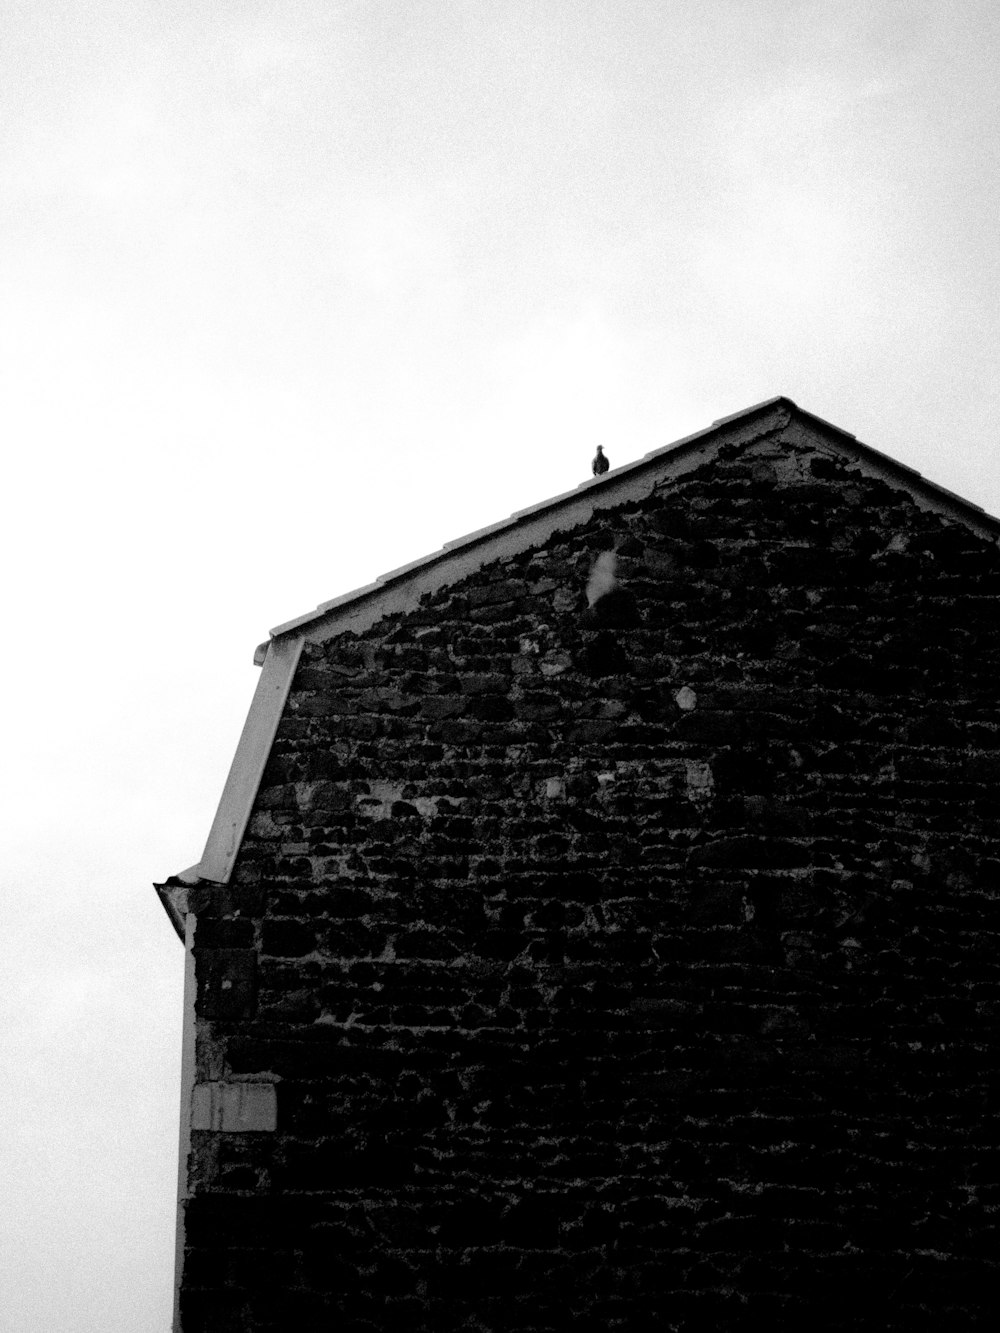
268, 395, 1000, 646
194, 635, 305, 885
269, 396, 796, 642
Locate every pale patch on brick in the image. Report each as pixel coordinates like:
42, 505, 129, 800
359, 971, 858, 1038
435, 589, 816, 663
357, 781, 443, 819
685, 760, 714, 804
247, 809, 283, 838
675, 685, 697, 711
191, 1081, 277, 1133
540, 652, 573, 676
586, 551, 618, 606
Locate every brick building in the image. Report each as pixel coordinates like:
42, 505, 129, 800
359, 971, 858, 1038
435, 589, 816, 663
157, 398, 999, 1330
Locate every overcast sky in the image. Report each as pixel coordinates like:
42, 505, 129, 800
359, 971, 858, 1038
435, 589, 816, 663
2, 3, 998, 1329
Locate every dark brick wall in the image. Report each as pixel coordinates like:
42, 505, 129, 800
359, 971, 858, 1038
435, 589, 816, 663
181, 437, 1000, 1330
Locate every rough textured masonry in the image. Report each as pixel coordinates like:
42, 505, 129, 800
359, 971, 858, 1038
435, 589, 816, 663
159, 401, 1000, 1330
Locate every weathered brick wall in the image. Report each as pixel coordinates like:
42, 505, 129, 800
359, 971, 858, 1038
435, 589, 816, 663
180, 436, 1000, 1330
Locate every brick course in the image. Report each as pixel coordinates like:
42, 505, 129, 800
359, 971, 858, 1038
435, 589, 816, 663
176, 430, 1000, 1329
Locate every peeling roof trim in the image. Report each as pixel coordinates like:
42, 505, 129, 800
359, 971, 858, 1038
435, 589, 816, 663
156, 396, 1000, 911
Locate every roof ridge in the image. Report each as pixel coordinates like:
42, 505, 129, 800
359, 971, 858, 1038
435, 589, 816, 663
262, 397, 998, 651
267, 397, 792, 642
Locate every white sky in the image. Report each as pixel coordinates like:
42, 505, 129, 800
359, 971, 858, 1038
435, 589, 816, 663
2, 3, 998, 1328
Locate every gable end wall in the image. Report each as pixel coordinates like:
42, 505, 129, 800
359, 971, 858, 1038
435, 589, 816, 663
177, 431, 1000, 1330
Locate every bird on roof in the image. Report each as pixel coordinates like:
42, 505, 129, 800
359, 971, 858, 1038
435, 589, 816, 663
592, 445, 609, 477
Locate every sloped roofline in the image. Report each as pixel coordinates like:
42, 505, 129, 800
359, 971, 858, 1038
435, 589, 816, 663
157, 396, 1000, 920
264, 395, 997, 646
267, 397, 809, 641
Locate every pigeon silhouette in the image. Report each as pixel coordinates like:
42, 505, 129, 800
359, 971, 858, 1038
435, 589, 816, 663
592, 445, 610, 477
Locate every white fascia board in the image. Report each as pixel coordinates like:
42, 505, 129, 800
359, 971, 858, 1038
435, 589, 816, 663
298, 407, 998, 649
265, 403, 795, 649
194, 634, 305, 884
293, 437, 754, 645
